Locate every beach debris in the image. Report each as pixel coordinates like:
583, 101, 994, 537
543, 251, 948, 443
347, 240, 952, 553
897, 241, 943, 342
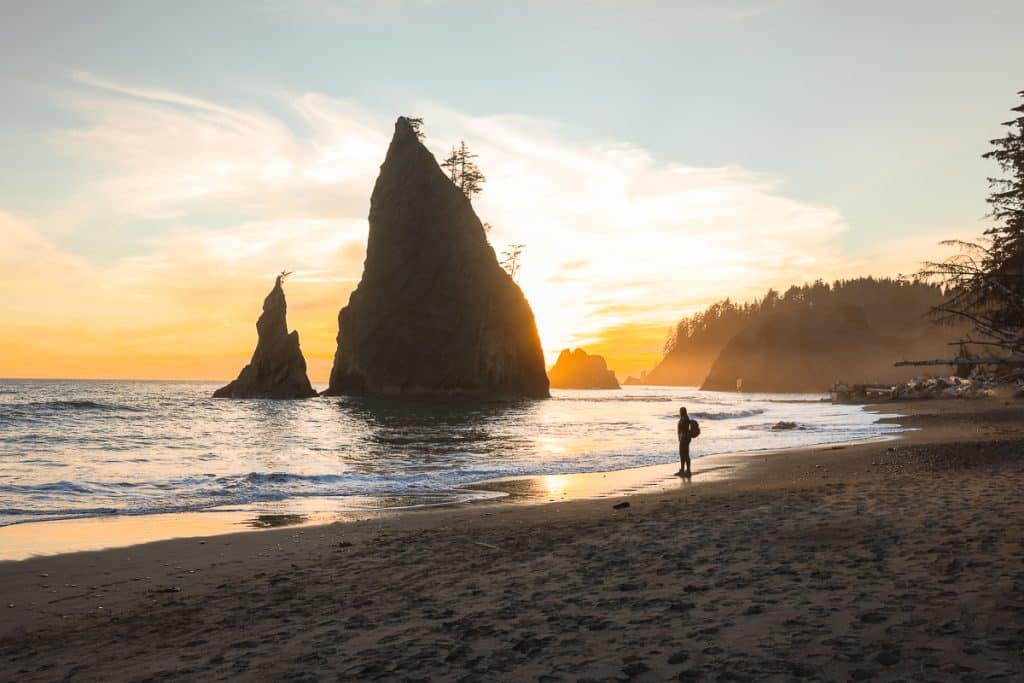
890, 374, 999, 400
620, 661, 650, 678
472, 541, 500, 550
830, 383, 896, 402
613, 501, 630, 509
834, 366, 1023, 402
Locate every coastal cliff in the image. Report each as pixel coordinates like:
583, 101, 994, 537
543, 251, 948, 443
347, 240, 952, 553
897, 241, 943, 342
548, 349, 620, 389
325, 117, 549, 399
213, 276, 317, 399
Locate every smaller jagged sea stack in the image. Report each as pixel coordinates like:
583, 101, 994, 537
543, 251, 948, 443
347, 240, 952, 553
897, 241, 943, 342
326, 117, 549, 399
548, 349, 620, 389
213, 276, 317, 399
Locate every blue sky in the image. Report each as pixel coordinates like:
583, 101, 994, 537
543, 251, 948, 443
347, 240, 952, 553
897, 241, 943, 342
4, 1, 1022, 249
1, 0, 1022, 379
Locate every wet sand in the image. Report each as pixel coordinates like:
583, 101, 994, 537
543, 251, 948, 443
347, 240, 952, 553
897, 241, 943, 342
2, 399, 1023, 681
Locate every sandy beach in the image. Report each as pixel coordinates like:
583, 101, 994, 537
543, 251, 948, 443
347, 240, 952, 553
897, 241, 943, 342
2, 399, 1023, 681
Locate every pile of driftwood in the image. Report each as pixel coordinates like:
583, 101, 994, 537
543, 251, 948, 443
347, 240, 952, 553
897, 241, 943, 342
890, 375, 996, 400
831, 368, 1023, 403
894, 366, 1024, 400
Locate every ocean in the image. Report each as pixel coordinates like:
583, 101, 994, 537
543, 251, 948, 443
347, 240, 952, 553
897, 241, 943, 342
0, 380, 900, 528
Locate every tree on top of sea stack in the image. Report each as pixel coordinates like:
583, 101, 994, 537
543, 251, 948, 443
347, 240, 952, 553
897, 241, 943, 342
213, 273, 317, 399
324, 117, 549, 399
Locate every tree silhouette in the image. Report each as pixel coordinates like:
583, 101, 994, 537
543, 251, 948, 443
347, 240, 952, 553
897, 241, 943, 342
442, 141, 487, 200
500, 244, 525, 282
921, 91, 1024, 353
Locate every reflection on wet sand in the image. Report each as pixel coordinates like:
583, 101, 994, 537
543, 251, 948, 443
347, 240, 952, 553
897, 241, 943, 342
0, 456, 749, 561
0, 492, 500, 561
468, 457, 741, 503
244, 513, 311, 529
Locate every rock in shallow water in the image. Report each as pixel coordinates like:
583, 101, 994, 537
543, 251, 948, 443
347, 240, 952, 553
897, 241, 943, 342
325, 117, 549, 399
213, 276, 317, 399
547, 348, 620, 389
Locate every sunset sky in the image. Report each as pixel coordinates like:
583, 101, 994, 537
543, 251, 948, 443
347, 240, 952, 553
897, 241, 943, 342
2, 1, 1022, 381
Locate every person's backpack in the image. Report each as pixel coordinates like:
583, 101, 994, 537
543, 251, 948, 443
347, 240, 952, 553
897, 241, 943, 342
689, 419, 701, 439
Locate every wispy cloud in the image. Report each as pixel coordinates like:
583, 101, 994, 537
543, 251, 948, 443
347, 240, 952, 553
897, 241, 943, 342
0, 74, 936, 380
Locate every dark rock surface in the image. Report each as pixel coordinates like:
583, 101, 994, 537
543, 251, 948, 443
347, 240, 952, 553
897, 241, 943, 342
547, 349, 620, 389
213, 276, 317, 399
325, 117, 549, 399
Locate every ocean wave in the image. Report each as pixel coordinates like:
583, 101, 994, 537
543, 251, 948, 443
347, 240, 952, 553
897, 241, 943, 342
0, 507, 119, 526
25, 400, 145, 412
690, 408, 766, 420
553, 395, 675, 402
0, 480, 99, 494
737, 422, 812, 432
0, 381, 903, 531
0, 400, 145, 425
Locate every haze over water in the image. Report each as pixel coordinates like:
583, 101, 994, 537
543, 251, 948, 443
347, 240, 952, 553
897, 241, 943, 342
0, 380, 900, 527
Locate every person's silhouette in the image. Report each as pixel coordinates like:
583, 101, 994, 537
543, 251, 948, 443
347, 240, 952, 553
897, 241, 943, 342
676, 407, 700, 477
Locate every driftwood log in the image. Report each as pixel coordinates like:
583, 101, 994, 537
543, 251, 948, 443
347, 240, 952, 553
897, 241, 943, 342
895, 357, 1024, 367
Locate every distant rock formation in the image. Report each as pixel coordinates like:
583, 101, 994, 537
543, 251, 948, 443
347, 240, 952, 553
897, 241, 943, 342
213, 276, 317, 399
325, 117, 549, 399
701, 305, 896, 393
548, 349, 620, 389
623, 371, 647, 386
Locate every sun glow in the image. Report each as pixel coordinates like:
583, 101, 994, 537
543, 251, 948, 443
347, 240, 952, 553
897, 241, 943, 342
542, 475, 568, 496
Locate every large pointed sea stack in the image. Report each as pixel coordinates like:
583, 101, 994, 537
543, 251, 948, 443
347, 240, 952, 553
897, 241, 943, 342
213, 275, 317, 399
325, 117, 549, 399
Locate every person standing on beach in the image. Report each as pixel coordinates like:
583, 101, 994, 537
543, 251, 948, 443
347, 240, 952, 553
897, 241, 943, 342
676, 407, 700, 477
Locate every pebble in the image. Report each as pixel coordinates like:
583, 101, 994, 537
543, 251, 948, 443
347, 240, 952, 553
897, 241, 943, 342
622, 661, 649, 676
613, 501, 630, 510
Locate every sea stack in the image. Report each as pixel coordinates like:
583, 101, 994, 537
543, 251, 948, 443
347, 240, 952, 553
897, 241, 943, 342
325, 117, 549, 399
548, 349, 620, 389
213, 275, 317, 399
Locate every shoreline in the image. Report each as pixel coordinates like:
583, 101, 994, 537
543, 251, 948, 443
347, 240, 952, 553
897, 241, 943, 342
1, 398, 1022, 680
0, 417, 901, 562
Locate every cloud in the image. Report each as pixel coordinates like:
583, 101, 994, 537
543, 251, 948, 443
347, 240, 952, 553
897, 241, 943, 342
0, 74, 935, 380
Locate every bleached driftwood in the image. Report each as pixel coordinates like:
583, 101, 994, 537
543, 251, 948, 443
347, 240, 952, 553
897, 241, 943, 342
895, 357, 1024, 367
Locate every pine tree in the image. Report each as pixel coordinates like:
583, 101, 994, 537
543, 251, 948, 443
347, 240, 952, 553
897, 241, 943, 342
922, 91, 1024, 352
441, 140, 487, 200
500, 244, 525, 282
981, 90, 1024, 325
